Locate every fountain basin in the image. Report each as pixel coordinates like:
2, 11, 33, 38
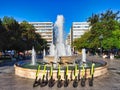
14, 60, 107, 80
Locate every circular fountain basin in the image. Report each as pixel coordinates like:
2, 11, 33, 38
14, 59, 107, 80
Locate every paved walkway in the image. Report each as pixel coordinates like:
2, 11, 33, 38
0, 56, 120, 90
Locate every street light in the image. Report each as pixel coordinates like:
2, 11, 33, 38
99, 35, 103, 56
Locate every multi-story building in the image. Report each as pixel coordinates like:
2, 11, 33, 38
70, 22, 90, 46
29, 22, 53, 46
29, 22, 89, 48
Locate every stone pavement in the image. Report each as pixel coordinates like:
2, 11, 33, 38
0, 56, 120, 90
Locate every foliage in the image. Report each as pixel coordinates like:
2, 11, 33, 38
0, 16, 47, 52
73, 10, 120, 51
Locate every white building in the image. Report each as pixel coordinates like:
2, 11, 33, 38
70, 22, 90, 45
29, 22, 53, 46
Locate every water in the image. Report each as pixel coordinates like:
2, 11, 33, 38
31, 15, 85, 65
31, 15, 72, 65
31, 47, 36, 65
79, 48, 87, 67
82, 48, 86, 62
49, 44, 55, 56
43, 49, 47, 62
50, 15, 72, 57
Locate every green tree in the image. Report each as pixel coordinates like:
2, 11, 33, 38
0, 16, 48, 55
87, 14, 99, 25
0, 18, 6, 50
20, 21, 48, 51
20, 21, 38, 50
72, 32, 92, 50
2, 16, 21, 51
73, 10, 120, 51
100, 10, 120, 21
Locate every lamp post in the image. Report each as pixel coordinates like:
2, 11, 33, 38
99, 35, 103, 56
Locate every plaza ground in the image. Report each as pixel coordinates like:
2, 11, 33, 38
0, 55, 120, 90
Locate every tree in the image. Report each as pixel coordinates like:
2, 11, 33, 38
73, 10, 120, 52
2, 16, 21, 51
72, 32, 92, 50
20, 21, 48, 51
100, 10, 120, 21
20, 21, 34, 50
0, 16, 48, 53
87, 14, 99, 25
0, 18, 6, 50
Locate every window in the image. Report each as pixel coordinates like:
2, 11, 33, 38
85, 26, 89, 28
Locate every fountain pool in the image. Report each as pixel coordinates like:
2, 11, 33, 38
14, 59, 107, 80
14, 15, 107, 80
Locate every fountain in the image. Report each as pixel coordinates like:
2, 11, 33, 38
45, 15, 75, 63
31, 46, 36, 65
43, 49, 47, 62
14, 15, 107, 82
82, 48, 86, 63
51, 15, 71, 56
79, 48, 88, 67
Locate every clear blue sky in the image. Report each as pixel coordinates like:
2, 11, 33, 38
0, 0, 120, 35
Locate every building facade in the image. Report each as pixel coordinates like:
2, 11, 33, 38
29, 22, 53, 46
70, 22, 90, 46
29, 22, 89, 48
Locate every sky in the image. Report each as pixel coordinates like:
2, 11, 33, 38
0, 0, 120, 36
